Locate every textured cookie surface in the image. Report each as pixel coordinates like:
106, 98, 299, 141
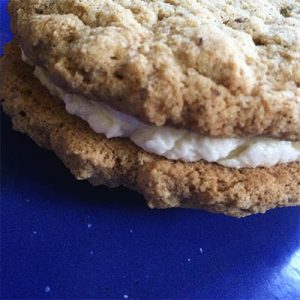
9, 0, 300, 140
1, 42, 300, 217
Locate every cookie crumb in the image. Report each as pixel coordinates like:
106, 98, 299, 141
280, 6, 293, 17
197, 37, 204, 46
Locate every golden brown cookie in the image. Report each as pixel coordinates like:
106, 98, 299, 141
1, 42, 300, 217
8, 0, 300, 140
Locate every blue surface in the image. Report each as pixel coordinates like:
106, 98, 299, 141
1, 1, 300, 299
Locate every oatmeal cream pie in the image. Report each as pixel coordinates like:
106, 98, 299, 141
1, 0, 300, 216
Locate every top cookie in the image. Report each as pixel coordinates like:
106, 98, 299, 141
9, 0, 300, 140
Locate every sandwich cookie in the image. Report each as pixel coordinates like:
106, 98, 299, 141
1, 0, 300, 216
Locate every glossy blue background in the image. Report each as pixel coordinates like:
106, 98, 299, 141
1, 1, 300, 299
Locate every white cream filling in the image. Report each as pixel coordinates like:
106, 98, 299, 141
23, 52, 300, 168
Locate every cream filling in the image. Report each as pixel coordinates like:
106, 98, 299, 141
22, 52, 300, 168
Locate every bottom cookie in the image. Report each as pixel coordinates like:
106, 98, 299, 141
1, 42, 300, 217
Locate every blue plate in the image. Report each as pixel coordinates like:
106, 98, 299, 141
1, 1, 300, 298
